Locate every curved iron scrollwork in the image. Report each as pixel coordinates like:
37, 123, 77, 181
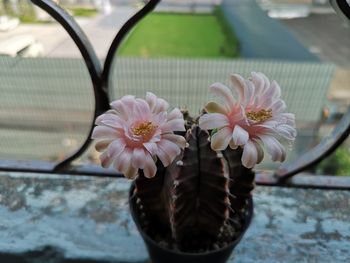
274, 0, 350, 182
276, 107, 350, 182
30, 0, 109, 172
28, 0, 160, 172
102, 0, 161, 89
331, 0, 350, 20
0, 0, 349, 188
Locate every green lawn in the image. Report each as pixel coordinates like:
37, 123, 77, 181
119, 13, 239, 58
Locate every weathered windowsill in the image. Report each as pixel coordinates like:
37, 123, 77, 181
0, 172, 349, 263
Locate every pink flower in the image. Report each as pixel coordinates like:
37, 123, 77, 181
92, 93, 186, 179
199, 72, 296, 168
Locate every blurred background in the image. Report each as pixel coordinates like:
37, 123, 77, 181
0, 0, 349, 176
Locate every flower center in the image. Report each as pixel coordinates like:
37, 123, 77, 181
132, 121, 156, 137
246, 109, 272, 122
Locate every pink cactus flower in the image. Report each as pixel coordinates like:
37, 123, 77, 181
92, 93, 186, 179
199, 72, 296, 168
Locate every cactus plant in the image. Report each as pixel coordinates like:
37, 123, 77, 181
92, 72, 296, 254
134, 125, 254, 252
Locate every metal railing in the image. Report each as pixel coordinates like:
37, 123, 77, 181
0, 0, 349, 189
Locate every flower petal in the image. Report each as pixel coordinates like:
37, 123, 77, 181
110, 95, 135, 120
205, 101, 227, 115
100, 151, 114, 168
253, 139, 264, 164
231, 104, 246, 123
133, 98, 151, 120
162, 133, 187, 149
95, 113, 126, 129
160, 119, 185, 133
275, 124, 297, 141
125, 165, 138, 179
95, 140, 112, 152
168, 108, 183, 121
132, 148, 147, 169
143, 153, 157, 178
280, 113, 296, 127
156, 147, 172, 167
198, 113, 229, 130
154, 98, 169, 113
229, 139, 239, 149
110, 100, 127, 119
232, 125, 249, 146
92, 126, 119, 140
260, 135, 286, 162
143, 142, 158, 155
157, 139, 181, 166
114, 148, 133, 174
153, 112, 167, 125
210, 82, 235, 109
262, 83, 277, 101
107, 139, 126, 158
257, 72, 271, 92
251, 71, 264, 96
241, 140, 258, 168
211, 127, 232, 151
243, 79, 255, 107
271, 100, 286, 113
259, 97, 273, 109
146, 92, 157, 111
230, 74, 245, 100
149, 129, 162, 143
270, 80, 281, 98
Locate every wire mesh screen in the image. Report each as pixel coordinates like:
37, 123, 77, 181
0, 57, 94, 161
111, 58, 334, 121
111, 58, 335, 168
0, 56, 335, 168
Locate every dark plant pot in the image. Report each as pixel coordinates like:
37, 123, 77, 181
129, 183, 253, 263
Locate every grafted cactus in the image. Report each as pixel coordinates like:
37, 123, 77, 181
134, 125, 254, 251
92, 72, 296, 253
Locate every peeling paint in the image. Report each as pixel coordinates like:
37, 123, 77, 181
0, 172, 349, 262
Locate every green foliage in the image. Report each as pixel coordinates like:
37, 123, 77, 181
0, 0, 12, 15
17, 4, 36, 23
0, 1, 35, 23
0, 1, 97, 23
1, 1, 39, 23
119, 12, 240, 58
67, 7, 98, 17
213, 6, 240, 58
317, 146, 350, 176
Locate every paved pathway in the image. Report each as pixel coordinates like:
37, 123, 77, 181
0, 7, 136, 59
281, 13, 350, 67
48, 6, 136, 59
220, 0, 318, 61
154, 0, 217, 13
0, 22, 66, 57
279, 11, 350, 103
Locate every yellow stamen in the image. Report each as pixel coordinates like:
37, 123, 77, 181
132, 121, 156, 136
247, 109, 272, 122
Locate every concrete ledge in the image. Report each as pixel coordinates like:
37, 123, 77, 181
0, 172, 349, 262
